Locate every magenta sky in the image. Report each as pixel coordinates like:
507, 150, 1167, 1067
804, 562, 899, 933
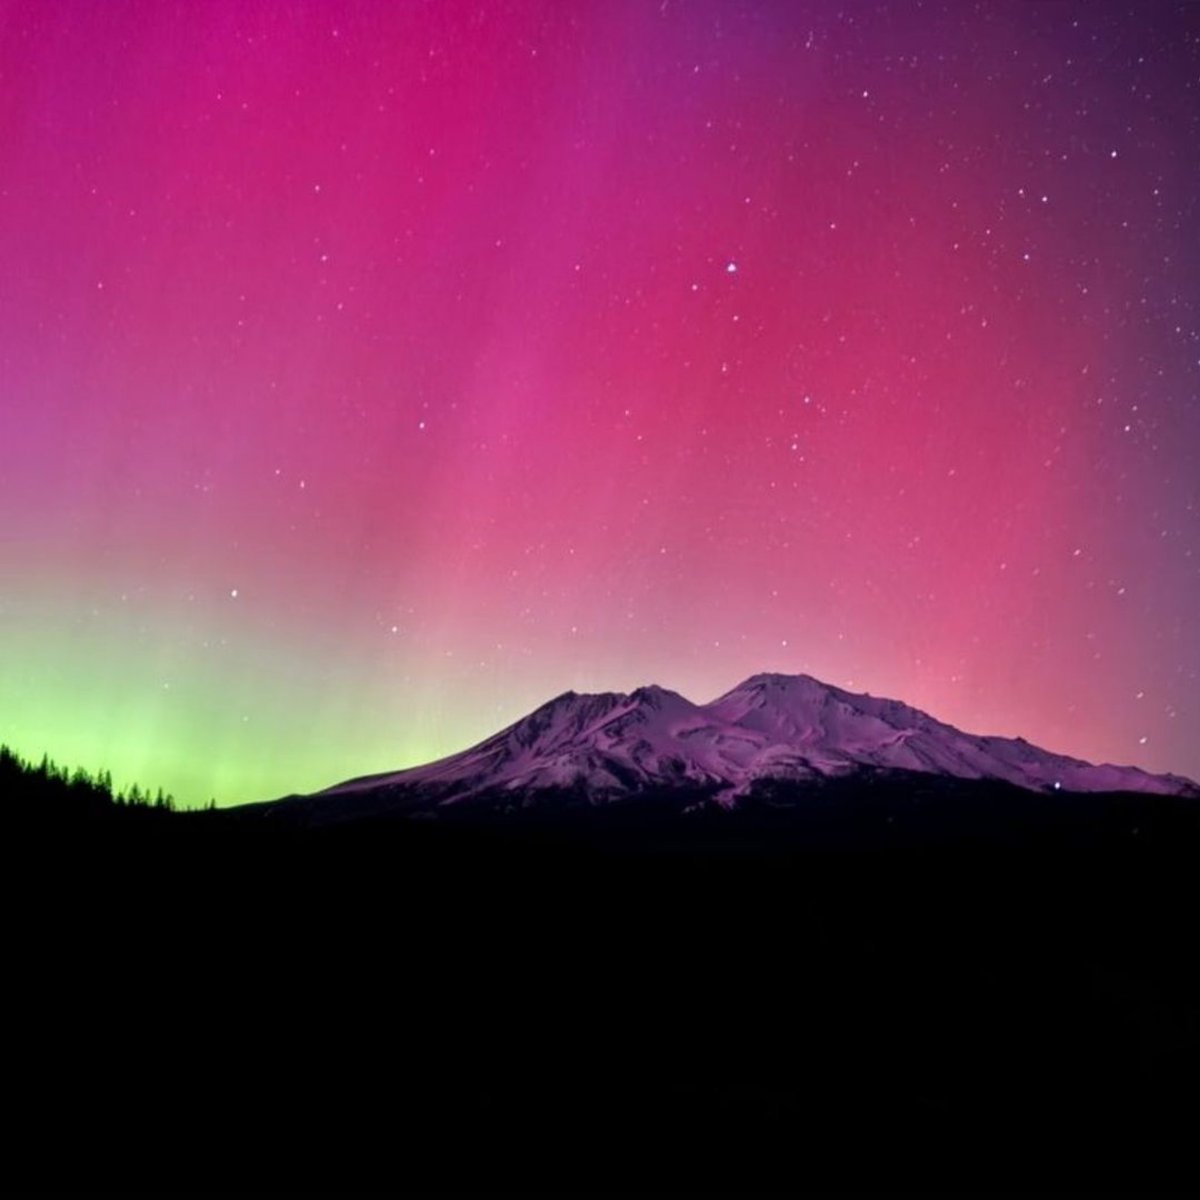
2, 1, 1198, 804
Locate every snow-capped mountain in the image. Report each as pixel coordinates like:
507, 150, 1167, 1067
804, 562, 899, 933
307, 672, 1196, 814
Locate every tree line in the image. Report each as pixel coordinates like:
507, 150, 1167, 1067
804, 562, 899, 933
0, 743, 209, 812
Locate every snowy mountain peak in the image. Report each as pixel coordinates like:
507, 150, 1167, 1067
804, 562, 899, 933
629, 684, 685, 706
740, 670, 823, 688
317, 671, 1197, 808
726, 671, 828, 698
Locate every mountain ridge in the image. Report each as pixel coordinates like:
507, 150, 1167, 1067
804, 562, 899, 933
300, 671, 1196, 817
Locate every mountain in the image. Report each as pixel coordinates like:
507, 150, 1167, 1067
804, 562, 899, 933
281, 672, 1196, 820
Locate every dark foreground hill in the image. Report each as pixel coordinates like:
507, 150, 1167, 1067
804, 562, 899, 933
6, 758, 1200, 1191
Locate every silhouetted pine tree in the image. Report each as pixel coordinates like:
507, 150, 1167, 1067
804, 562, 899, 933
1, 744, 183, 825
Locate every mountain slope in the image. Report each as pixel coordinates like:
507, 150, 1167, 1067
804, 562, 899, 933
297, 672, 1195, 817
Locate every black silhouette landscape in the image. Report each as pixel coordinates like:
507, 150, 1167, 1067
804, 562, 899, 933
8, 673, 1200, 1190
8, 0, 1200, 1192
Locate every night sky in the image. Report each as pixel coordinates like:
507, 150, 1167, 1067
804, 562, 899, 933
2, 1, 1198, 805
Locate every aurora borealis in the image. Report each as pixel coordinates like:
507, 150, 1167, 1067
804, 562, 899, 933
1, 1, 1198, 805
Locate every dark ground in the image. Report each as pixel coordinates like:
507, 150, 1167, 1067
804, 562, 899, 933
6, 767, 1199, 1191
